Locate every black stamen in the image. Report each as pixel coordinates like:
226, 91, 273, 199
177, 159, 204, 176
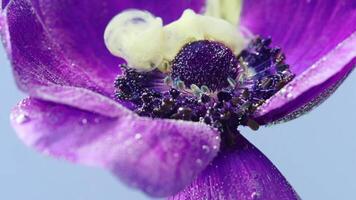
114, 37, 294, 148
169, 88, 180, 99
217, 91, 233, 102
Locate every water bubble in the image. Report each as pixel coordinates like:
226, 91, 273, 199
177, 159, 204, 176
251, 192, 261, 199
202, 145, 211, 154
15, 114, 30, 124
81, 118, 88, 125
286, 85, 294, 92
286, 93, 294, 99
280, 88, 287, 94
134, 133, 142, 140
196, 158, 203, 166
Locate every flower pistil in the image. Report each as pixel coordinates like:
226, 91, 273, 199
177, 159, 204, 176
107, 9, 295, 147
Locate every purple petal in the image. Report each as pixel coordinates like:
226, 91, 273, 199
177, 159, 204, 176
255, 34, 355, 124
11, 97, 220, 197
27, 85, 129, 118
169, 135, 298, 200
241, 0, 355, 75
241, 0, 356, 124
0, 0, 205, 97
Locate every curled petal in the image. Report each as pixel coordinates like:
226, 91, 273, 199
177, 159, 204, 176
255, 34, 355, 124
241, 0, 355, 75
169, 135, 299, 200
0, 0, 205, 97
11, 97, 220, 197
241, 0, 356, 124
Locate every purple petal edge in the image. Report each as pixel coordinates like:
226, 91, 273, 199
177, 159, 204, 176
11, 97, 220, 197
1, 0, 121, 97
241, 0, 356, 75
241, 0, 356, 124
254, 33, 356, 124
0, 0, 205, 97
169, 135, 299, 200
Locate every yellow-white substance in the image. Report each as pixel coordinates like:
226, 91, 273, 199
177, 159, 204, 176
104, 10, 164, 71
162, 9, 245, 63
104, 8, 245, 72
204, 0, 242, 25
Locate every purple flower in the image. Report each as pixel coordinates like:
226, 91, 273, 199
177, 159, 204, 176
0, 0, 355, 199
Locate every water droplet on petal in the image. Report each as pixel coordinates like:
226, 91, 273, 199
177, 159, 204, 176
287, 85, 294, 91
15, 114, 30, 124
202, 145, 211, 154
286, 93, 294, 99
196, 158, 203, 166
280, 88, 287, 94
81, 118, 88, 125
134, 133, 142, 140
251, 191, 261, 199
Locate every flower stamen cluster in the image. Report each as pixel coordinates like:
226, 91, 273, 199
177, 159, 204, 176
115, 37, 294, 147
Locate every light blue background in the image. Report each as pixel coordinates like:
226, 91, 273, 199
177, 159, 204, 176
0, 44, 355, 200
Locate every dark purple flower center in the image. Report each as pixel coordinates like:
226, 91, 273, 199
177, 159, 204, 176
114, 37, 294, 148
171, 40, 239, 91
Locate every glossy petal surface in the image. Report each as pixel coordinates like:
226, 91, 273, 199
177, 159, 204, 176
255, 35, 355, 123
169, 135, 299, 200
11, 98, 220, 197
27, 85, 130, 118
0, 0, 205, 97
241, 0, 355, 75
241, 0, 356, 123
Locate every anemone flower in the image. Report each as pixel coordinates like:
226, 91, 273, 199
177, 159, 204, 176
1, 0, 355, 199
